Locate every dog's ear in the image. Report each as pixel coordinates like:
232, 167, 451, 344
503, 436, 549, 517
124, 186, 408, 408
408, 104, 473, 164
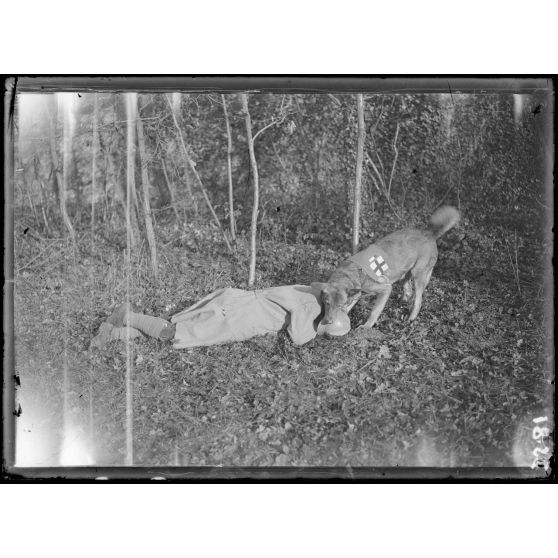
347, 288, 361, 299
320, 285, 332, 296
311, 282, 328, 293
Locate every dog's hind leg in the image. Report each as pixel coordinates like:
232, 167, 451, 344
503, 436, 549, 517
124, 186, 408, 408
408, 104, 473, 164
401, 272, 413, 302
408, 268, 433, 321
360, 284, 392, 328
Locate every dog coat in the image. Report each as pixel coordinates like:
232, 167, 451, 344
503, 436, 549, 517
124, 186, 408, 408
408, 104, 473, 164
170, 285, 325, 348
350, 245, 391, 281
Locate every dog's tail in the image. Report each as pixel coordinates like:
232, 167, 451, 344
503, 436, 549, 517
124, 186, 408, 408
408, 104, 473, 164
429, 206, 460, 240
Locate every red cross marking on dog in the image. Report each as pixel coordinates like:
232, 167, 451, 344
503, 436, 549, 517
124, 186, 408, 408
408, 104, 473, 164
368, 255, 389, 277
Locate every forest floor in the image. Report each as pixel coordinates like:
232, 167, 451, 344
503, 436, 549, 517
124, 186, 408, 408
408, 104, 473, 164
12, 205, 553, 472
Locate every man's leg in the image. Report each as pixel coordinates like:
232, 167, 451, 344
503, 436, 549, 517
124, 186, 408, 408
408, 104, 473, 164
110, 326, 144, 341
90, 304, 176, 349
106, 302, 133, 326
124, 311, 176, 340
109, 302, 176, 339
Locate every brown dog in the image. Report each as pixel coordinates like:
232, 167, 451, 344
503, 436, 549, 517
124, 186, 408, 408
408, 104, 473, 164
322, 206, 460, 328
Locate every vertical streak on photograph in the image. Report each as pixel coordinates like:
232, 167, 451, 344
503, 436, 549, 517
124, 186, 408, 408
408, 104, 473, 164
59, 93, 73, 463
125, 92, 137, 466
58, 92, 93, 465
89, 93, 98, 455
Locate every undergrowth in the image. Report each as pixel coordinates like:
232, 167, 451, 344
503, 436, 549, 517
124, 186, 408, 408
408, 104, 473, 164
12, 205, 553, 469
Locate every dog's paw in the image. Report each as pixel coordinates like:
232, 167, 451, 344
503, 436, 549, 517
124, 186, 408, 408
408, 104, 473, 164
358, 320, 377, 329
356, 322, 377, 332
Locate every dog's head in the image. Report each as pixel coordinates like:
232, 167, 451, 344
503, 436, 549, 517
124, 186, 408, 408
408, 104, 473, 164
320, 284, 360, 324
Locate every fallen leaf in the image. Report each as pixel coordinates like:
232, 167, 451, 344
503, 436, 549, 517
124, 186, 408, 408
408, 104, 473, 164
378, 344, 391, 359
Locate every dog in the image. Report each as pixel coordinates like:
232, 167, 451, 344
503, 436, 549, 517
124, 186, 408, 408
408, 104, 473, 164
321, 206, 460, 329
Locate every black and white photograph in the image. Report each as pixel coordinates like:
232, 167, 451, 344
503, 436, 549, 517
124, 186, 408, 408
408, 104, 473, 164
3, 77, 554, 478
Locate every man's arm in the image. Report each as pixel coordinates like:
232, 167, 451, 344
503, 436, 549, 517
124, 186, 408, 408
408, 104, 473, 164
287, 303, 321, 345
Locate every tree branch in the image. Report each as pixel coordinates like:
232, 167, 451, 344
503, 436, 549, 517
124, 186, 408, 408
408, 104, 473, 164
365, 152, 401, 220
387, 122, 401, 197
165, 94, 232, 253
252, 112, 287, 143
365, 152, 386, 190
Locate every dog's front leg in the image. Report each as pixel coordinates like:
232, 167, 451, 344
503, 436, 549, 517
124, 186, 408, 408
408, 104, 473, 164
346, 292, 361, 313
359, 285, 392, 328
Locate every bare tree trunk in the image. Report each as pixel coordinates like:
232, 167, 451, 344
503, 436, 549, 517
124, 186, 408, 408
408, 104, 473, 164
183, 161, 197, 216
136, 97, 159, 280
33, 155, 51, 234
125, 94, 138, 251
222, 94, 236, 245
71, 145, 83, 219
38, 179, 52, 235
96, 127, 111, 219
62, 98, 78, 243
115, 95, 141, 226
165, 94, 232, 253
22, 166, 40, 227
240, 93, 260, 287
47, 96, 76, 243
171, 92, 182, 116
352, 94, 365, 254
70, 102, 84, 212
91, 93, 98, 231
168, 92, 197, 217
161, 157, 179, 220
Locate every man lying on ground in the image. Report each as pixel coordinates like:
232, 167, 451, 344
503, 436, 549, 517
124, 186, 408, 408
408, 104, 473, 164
90, 283, 351, 350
